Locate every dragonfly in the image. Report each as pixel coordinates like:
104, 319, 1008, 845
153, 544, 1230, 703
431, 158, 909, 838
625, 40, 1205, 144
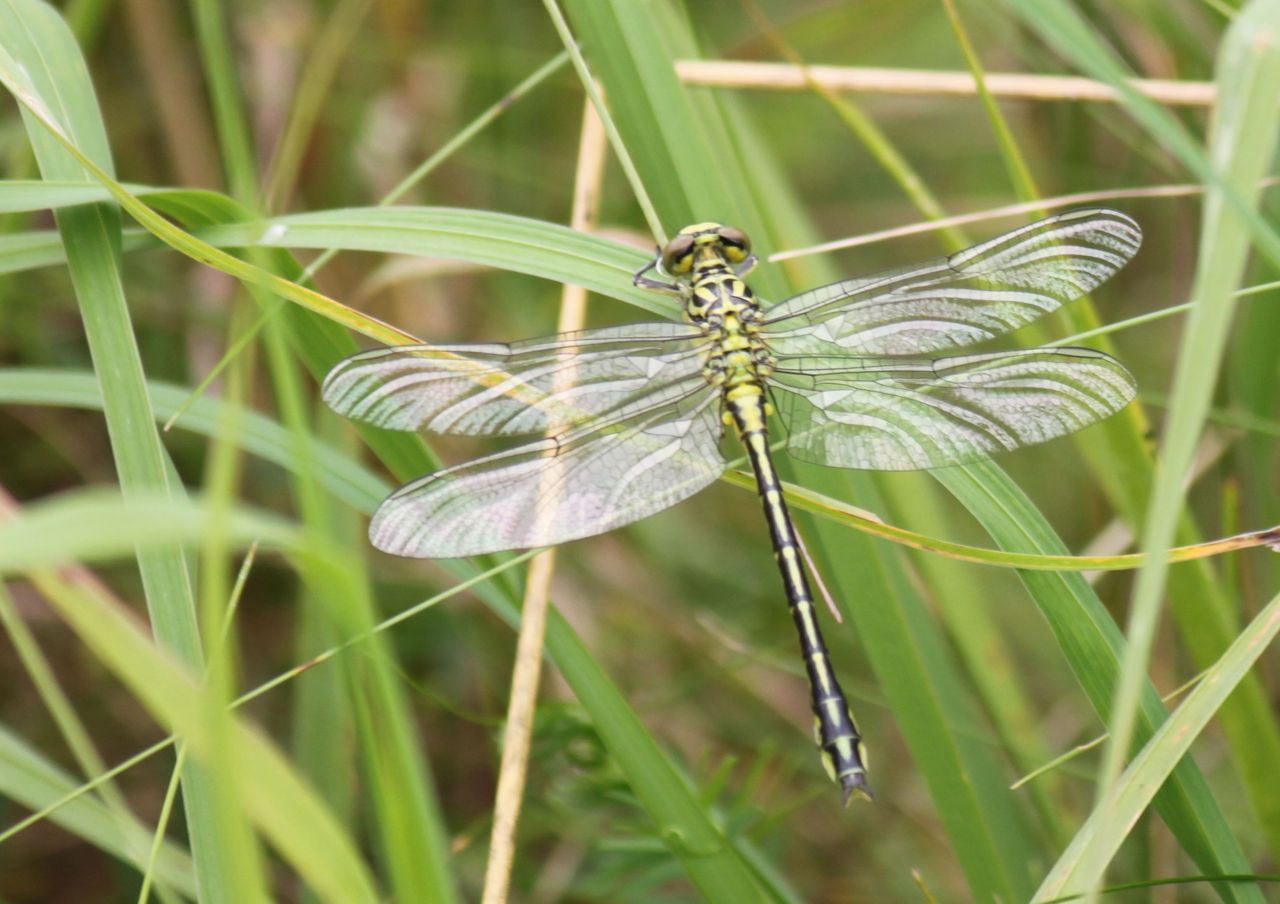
322, 208, 1141, 804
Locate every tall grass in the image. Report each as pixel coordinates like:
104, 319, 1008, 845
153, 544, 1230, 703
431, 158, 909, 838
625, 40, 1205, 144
0, 0, 1278, 900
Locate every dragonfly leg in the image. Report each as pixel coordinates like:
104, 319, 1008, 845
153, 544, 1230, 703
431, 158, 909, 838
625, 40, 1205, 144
632, 255, 682, 295
733, 254, 758, 278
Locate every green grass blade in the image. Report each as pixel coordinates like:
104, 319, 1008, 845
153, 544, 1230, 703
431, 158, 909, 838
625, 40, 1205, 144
202, 10, 466, 873
0, 3, 258, 899
0, 579, 190, 902
261, 300, 459, 901
941, 461, 1263, 903
0, 179, 179, 210
188, 0, 255, 203
951, 0, 1280, 872
938, 0, 1041, 203
0, 492, 382, 901
1102, 0, 1280, 877
1006, 0, 1280, 269
0, 719, 196, 896
539, 610, 772, 902
0, 175, 669, 315
1036, 590, 1280, 900
0, 367, 390, 508
198, 208, 669, 314
0, 491, 295, 572
0, 7, 457, 896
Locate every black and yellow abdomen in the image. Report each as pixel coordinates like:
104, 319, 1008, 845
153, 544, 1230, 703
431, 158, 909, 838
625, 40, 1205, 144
724, 386, 870, 803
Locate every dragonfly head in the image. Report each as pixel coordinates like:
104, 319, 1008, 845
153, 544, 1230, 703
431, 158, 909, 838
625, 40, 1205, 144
662, 223, 753, 275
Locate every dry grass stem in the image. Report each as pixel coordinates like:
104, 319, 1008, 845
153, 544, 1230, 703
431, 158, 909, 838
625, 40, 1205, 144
481, 94, 607, 904
675, 60, 1215, 107
769, 183, 1261, 261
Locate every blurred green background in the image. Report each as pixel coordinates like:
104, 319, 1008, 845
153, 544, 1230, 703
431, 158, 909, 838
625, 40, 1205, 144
0, 0, 1278, 901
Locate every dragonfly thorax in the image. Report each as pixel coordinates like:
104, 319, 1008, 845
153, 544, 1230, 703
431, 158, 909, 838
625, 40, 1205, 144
635, 223, 773, 386
645, 223, 775, 386
690, 265, 775, 390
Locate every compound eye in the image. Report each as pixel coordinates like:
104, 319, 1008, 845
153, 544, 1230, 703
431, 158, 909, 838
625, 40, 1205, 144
661, 234, 696, 274
717, 226, 751, 262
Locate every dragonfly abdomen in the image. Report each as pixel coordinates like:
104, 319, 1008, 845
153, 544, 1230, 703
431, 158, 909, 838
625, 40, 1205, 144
726, 391, 872, 804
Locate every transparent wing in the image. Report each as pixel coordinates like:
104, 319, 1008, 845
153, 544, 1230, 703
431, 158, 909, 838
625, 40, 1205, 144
370, 386, 727, 557
770, 348, 1136, 470
763, 209, 1141, 357
323, 321, 708, 436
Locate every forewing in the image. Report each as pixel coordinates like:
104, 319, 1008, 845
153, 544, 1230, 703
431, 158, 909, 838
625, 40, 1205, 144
369, 387, 727, 557
323, 321, 708, 436
763, 209, 1141, 357
771, 348, 1136, 470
